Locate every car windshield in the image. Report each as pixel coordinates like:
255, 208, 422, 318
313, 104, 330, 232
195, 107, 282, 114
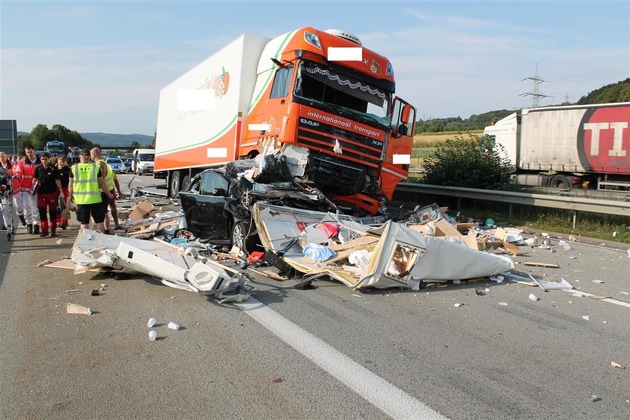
138, 154, 154, 161
107, 158, 122, 164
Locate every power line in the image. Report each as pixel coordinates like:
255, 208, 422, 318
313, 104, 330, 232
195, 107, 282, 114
520, 63, 551, 107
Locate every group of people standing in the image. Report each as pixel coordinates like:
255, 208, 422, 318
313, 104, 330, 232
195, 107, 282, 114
0, 145, 124, 241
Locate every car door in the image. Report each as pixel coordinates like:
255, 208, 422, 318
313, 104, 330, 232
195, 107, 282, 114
178, 171, 231, 242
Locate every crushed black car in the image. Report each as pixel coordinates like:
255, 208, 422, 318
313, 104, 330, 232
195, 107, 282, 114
178, 156, 340, 253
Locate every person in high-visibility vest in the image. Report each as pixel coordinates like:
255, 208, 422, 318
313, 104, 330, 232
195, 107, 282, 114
0, 152, 25, 236
14, 144, 41, 234
68, 148, 113, 232
91, 148, 125, 234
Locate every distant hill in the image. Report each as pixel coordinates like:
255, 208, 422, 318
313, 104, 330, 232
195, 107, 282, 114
80, 132, 154, 148
16, 131, 153, 148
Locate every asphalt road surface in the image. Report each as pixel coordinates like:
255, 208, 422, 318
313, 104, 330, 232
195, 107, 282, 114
1, 177, 629, 419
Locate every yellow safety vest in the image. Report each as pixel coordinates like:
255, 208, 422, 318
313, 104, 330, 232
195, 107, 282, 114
96, 159, 115, 191
71, 163, 101, 205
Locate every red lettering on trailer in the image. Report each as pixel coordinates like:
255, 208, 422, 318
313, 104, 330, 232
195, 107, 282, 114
577, 105, 630, 175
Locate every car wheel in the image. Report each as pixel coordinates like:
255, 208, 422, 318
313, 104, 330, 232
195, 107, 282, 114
182, 175, 191, 192
169, 171, 181, 196
231, 221, 247, 253
231, 220, 261, 256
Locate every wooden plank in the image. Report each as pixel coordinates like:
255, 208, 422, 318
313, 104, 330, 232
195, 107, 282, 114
523, 261, 560, 268
327, 235, 379, 251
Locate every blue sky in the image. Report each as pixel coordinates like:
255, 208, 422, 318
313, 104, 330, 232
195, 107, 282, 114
1, 0, 628, 135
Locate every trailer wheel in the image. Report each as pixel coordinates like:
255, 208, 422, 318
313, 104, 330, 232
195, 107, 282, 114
550, 174, 572, 189
169, 171, 181, 196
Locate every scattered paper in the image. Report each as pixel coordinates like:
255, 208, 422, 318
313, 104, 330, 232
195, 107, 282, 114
582, 315, 590, 321
539, 278, 573, 290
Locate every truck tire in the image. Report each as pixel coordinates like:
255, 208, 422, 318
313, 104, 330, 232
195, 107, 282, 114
550, 174, 572, 189
169, 171, 181, 197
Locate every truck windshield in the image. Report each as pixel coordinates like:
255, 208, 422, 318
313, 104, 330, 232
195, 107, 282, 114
295, 60, 390, 129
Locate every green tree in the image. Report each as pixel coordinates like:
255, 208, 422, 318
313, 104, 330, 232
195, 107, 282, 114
421, 133, 515, 190
18, 123, 94, 153
130, 140, 141, 149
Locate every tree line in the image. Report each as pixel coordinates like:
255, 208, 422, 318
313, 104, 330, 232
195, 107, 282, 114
415, 78, 630, 134
17, 124, 96, 153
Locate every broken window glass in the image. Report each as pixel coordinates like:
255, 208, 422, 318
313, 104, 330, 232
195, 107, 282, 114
295, 60, 390, 128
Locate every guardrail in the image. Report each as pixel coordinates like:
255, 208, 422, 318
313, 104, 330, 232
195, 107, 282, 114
394, 183, 630, 221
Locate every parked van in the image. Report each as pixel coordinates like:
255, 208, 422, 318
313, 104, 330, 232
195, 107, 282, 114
131, 149, 155, 175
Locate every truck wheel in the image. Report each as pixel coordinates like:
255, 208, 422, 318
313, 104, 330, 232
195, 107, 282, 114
169, 171, 181, 196
550, 174, 572, 189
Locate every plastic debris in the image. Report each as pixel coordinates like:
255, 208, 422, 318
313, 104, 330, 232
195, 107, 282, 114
167, 321, 181, 331
489, 275, 504, 283
498, 302, 508, 306
611, 361, 625, 369
37, 260, 53, 267
529, 293, 540, 301
590, 395, 601, 402
147, 317, 157, 328
593, 279, 605, 284
149, 330, 157, 341
557, 240, 571, 250
454, 303, 464, 308
66, 303, 91, 315
582, 315, 590, 321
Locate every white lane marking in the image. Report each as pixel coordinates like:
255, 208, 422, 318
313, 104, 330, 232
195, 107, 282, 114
237, 297, 447, 420
563, 289, 630, 308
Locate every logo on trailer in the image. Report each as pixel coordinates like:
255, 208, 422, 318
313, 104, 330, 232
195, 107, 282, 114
200, 67, 230, 98
577, 105, 630, 174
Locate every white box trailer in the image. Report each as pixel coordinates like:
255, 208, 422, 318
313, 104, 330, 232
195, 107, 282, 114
154, 33, 270, 186
484, 103, 630, 190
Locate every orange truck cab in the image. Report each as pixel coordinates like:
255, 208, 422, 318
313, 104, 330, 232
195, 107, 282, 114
155, 27, 416, 215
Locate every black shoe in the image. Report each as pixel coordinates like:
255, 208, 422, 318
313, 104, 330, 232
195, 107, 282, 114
19, 215, 26, 226
26, 225, 33, 234
33, 225, 40, 235
50, 230, 57, 237
39, 231, 48, 238
60, 224, 67, 230
104, 230, 110, 235
7, 232, 11, 241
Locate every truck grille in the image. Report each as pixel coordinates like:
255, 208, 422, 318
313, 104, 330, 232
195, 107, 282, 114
307, 153, 366, 195
297, 118, 383, 167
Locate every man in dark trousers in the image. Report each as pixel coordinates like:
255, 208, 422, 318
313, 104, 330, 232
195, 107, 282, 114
33, 152, 64, 237
55, 155, 71, 230
68, 148, 113, 233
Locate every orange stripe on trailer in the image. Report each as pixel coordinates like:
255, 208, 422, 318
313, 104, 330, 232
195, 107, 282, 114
155, 125, 238, 171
